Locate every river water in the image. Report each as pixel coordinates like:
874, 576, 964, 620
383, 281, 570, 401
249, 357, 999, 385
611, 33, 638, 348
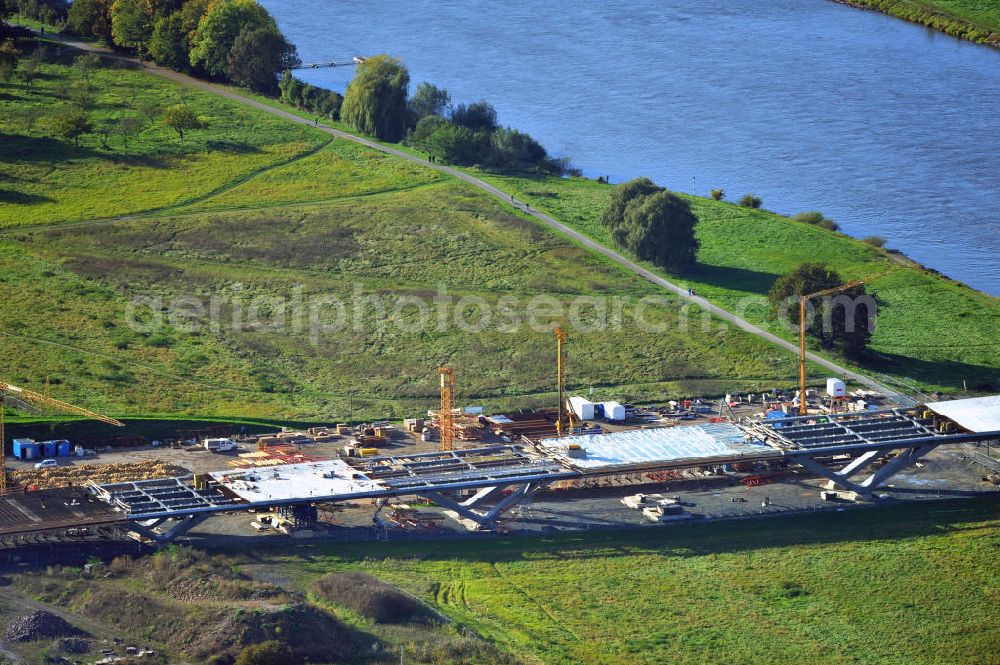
261, 0, 1000, 296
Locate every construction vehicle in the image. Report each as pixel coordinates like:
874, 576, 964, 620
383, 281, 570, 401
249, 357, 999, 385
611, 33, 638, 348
797, 272, 889, 415
204, 437, 238, 453
0, 380, 123, 493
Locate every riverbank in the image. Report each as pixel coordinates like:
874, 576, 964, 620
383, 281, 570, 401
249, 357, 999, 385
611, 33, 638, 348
835, 0, 1000, 47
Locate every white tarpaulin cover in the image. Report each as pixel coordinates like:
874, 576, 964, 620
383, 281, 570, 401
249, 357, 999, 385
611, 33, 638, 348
539, 422, 774, 470
925, 395, 1000, 433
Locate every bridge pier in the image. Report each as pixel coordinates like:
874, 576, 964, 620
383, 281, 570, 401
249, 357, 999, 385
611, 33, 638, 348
420, 481, 548, 530
128, 514, 207, 545
794, 444, 940, 498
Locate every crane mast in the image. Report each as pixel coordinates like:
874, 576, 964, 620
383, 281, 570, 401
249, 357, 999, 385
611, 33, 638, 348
438, 367, 455, 451
555, 327, 566, 437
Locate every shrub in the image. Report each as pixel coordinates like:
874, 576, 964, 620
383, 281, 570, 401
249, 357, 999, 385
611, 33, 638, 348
312, 572, 431, 624
793, 211, 824, 225
863, 235, 887, 248
739, 193, 762, 208
490, 126, 547, 168
794, 211, 839, 231
235, 640, 294, 665
409, 114, 447, 146
424, 121, 489, 165
710, 188, 724, 201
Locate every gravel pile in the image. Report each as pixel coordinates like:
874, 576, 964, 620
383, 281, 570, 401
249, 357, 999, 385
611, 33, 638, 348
4, 610, 81, 642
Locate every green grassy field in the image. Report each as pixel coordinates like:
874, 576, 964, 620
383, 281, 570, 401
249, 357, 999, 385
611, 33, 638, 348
476, 173, 1000, 393
255, 497, 1000, 665
13, 178, 803, 418
0, 44, 325, 227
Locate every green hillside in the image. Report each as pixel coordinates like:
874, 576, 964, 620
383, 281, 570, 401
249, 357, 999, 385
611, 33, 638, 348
0, 48, 803, 420
1, 38, 996, 423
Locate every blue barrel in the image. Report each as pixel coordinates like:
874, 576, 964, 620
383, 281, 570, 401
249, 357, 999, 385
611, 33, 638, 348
43, 441, 58, 458
23, 443, 38, 460
57, 441, 72, 457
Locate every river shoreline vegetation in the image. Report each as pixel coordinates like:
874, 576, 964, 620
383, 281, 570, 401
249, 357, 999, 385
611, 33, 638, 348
1, 0, 565, 177
837, 0, 1000, 47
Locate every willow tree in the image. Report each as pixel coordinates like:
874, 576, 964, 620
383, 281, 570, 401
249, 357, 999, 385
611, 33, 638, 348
601, 177, 699, 273
341, 55, 410, 142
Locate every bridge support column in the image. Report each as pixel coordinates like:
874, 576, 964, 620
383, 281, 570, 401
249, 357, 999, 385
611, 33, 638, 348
128, 514, 207, 545
420, 482, 547, 530
795, 444, 940, 499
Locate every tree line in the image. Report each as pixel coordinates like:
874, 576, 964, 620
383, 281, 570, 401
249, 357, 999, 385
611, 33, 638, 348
2, 1, 567, 175
338, 55, 571, 175
2, 0, 299, 94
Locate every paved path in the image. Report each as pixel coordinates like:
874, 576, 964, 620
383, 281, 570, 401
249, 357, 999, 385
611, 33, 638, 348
35, 31, 902, 400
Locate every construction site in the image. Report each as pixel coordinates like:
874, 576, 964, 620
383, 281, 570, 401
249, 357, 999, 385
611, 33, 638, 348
0, 324, 997, 560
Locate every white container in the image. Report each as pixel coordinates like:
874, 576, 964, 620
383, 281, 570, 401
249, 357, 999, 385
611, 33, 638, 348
602, 401, 626, 422
826, 378, 847, 398
569, 396, 595, 421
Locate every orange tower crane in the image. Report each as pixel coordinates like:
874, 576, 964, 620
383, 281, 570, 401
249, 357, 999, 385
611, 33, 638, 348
0, 380, 124, 492
797, 272, 888, 415
438, 367, 455, 451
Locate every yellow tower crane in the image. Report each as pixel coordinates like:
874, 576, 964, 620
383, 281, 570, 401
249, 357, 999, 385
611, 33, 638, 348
555, 327, 566, 437
0, 380, 124, 492
797, 272, 889, 415
438, 367, 455, 451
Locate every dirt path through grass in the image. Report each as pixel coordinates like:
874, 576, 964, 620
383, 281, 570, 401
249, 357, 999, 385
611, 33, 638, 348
27, 30, 904, 400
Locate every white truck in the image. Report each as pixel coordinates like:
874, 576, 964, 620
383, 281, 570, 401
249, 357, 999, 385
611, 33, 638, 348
203, 437, 238, 453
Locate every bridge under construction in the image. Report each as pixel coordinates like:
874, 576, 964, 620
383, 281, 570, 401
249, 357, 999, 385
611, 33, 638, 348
28, 395, 987, 544
0, 395, 995, 547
